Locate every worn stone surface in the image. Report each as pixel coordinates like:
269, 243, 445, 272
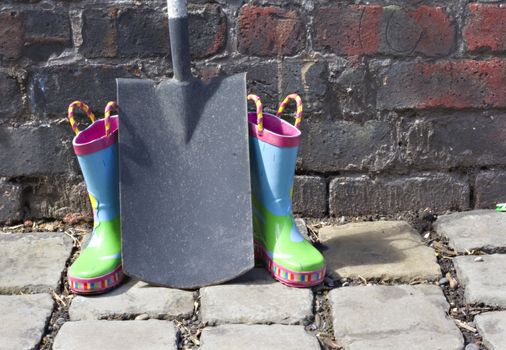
29, 65, 135, 117
402, 113, 506, 169
314, 5, 455, 57
23, 174, 91, 220
0, 71, 22, 120
293, 176, 327, 217
319, 221, 441, 281
0, 11, 24, 59
464, 3, 506, 53
475, 171, 506, 209
300, 118, 398, 173
69, 278, 194, 320
0, 232, 72, 293
329, 285, 463, 349
434, 210, 506, 252
0, 294, 54, 350
53, 320, 177, 350
454, 254, 506, 307
200, 268, 313, 325
329, 174, 469, 216
22, 9, 72, 61
238, 5, 305, 57
0, 181, 23, 222
0, 125, 75, 177
475, 311, 506, 350
200, 324, 320, 350
377, 59, 506, 110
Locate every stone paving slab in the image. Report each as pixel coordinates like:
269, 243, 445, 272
319, 221, 441, 282
329, 285, 464, 350
475, 311, 506, 350
434, 210, 506, 252
200, 324, 320, 350
0, 232, 73, 293
454, 254, 506, 307
200, 268, 313, 325
53, 320, 177, 350
0, 294, 54, 350
69, 278, 194, 320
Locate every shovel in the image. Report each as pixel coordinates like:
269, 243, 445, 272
116, 0, 253, 289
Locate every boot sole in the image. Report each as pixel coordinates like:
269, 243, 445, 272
255, 243, 325, 287
68, 265, 124, 294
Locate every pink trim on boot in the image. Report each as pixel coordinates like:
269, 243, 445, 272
248, 112, 301, 148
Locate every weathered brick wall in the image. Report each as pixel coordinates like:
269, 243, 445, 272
1, 0, 506, 222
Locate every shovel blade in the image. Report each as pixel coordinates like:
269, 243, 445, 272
117, 73, 253, 289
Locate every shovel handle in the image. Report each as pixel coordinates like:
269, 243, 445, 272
68, 101, 96, 135
277, 94, 303, 129
167, 0, 192, 82
247, 94, 264, 134
104, 101, 118, 138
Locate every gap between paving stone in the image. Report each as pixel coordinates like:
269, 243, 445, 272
39, 228, 84, 350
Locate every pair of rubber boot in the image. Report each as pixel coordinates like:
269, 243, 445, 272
67, 94, 325, 294
248, 94, 326, 287
66, 101, 123, 294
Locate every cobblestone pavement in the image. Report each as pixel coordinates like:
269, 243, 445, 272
1, 210, 506, 349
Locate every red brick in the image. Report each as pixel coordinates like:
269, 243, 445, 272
314, 5, 381, 56
406, 6, 455, 56
314, 5, 454, 57
237, 5, 305, 57
464, 3, 506, 53
0, 11, 24, 59
377, 59, 506, 110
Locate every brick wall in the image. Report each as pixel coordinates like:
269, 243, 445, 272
1, 0, 506, 222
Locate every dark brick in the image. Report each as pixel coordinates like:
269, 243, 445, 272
0, 125, 75, 177
331, 61, 374, 117
299, 118, 398, 173
0, 182, 23, 222
23, 174, 91, 219
117, 8, 169, 57
0, 72, 22, 120
475, 171, 506, 209
224, 61, 279, 108
293, 176, 327, 217
279, 59, 328, 104
464, 3, 506, 53
0, 11, 24, 59
314, 5, 454, 57
329, 173, 470, 216
377, 60, 506, 110
403, 113, 506, 169
237, 5, 305, 57
188, 4, 227, 59
80, 8, 118, 58
28, 65, 135, 117
22, 10, 72, 61
96, 5, 226, 59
